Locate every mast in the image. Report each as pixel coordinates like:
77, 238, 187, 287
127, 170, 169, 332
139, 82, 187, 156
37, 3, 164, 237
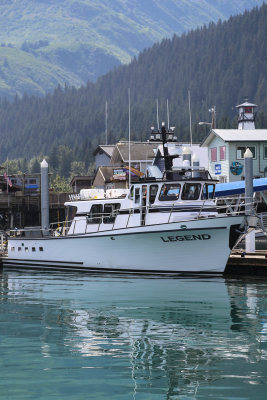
188, 90, 192, 148
156, 99, 159, 131
161, 122, 172, 172
167, 99, 170, 130
128, 88, 131, 188
105, 101, 108, 145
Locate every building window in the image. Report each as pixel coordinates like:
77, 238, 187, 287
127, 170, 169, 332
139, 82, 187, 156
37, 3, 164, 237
219, 146, 226, 161
264, 146, 267, 159
236, 146, 256, 159
211, 147, 217, 162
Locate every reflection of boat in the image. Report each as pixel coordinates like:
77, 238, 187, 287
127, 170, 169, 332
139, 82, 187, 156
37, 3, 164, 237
2, 272, 266, 398
3, 125, 245, 274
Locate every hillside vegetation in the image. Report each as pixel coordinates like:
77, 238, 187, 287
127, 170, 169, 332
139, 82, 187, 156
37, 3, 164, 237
0, 3, 266, 178
0, 0, 264, 98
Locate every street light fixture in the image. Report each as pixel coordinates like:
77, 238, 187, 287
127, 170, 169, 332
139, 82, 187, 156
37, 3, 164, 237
198, 122, 212, 126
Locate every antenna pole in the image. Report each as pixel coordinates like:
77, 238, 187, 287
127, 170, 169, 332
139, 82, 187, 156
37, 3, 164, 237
105, 101, 108, 145
128, 88, 131, 189
167, 99, 170, 130
156, 99, 159, 131
188, 90, 193, 148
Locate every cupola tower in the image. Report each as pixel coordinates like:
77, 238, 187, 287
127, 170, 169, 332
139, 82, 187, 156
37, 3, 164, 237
236, 101, 257, 130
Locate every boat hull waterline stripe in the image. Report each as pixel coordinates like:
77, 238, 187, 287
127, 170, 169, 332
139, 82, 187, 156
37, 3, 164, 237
3, 261, 223, 275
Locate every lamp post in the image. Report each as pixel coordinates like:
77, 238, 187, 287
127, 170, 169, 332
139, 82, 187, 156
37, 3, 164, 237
199, 106, 216, 129
198, 122, 212, 127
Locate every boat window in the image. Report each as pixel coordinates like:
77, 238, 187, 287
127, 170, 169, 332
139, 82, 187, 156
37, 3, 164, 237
25, 247, 29, 252
66, 206, 77, 221
159, 184, 181, 201
87, 204, 103, 224
32, 247, 36, 252
11, 247, 15, 252
39, 247, 44, 252
201, 184, 215, 199
103, 204, 121, 224
149, 185, 158, 204
135, 188, 140, 204
181, 183, 201, 200
129, 185, 134, 200
18, 247, 22, 252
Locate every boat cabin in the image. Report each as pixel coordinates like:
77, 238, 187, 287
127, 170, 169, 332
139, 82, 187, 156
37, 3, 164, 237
64, 167, 218, 235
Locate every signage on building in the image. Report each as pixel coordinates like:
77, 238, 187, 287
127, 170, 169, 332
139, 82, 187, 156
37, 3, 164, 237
230, 161, 243, 176
214, 164, 221, 175
112, 169, 126, 181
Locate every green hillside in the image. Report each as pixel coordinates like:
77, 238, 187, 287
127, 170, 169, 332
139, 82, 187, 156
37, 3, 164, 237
0, 0, 264, 98
0, 3, 266, 175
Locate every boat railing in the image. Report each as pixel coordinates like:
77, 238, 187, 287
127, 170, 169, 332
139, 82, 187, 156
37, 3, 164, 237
9, 226, 52, 238
50, 220, 72, 236
59, 198, 252, 235
8, 198, 251, 238
215, 196, 255, 215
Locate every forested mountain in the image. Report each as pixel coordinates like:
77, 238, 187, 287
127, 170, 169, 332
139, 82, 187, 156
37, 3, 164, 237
0, 3, 266, 178
0, 0, 264, 98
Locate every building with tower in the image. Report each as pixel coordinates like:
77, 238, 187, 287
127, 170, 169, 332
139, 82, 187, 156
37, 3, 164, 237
201, 101, 267, 182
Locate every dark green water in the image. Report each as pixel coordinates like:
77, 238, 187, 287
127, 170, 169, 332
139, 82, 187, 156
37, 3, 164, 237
0, 270, 266, 400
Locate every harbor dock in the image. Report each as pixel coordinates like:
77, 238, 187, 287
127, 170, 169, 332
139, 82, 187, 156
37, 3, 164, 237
224, 250, 267, 276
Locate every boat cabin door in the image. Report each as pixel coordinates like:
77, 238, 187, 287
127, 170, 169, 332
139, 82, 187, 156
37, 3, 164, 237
134, 184, 148, 225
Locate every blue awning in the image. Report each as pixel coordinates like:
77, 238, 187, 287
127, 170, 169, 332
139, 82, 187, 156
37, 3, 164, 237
25, 184, 39, 189
215, 178, 267, 197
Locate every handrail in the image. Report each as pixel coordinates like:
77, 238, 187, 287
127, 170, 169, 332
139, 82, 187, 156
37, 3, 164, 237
9, 198, 254, 238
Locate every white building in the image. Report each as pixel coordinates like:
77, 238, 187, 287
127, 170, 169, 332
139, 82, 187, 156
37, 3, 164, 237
201, 102, 267, 182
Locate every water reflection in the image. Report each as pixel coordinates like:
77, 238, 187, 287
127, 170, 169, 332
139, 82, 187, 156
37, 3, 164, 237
0, 271, 266, 399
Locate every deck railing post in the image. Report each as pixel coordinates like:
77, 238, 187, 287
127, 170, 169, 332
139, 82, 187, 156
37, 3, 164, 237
245, 148, 255, 253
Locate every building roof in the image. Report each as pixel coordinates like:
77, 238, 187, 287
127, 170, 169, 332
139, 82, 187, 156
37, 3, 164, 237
111, 142, 160, 164
236, 101, 257, 108
70, 175, 94, 186
95, 166, 114, 182
93, 145, 115, 157
201, 129, 267, 147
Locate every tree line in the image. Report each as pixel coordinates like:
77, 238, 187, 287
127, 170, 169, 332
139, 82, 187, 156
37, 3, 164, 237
0, 3, 266, 179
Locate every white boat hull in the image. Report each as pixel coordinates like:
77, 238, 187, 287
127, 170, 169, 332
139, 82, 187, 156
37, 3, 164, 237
4, 215, 243, 274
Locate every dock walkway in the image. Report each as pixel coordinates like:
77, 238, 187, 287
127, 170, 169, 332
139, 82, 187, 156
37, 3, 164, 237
225, 250, 267, 276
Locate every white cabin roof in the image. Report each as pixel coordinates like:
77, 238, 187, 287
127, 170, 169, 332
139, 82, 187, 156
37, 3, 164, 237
201, 129, 267, 147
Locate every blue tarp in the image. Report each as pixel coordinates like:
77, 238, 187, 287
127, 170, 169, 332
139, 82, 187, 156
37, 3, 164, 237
215, 178, 267, 197
25, 184, 39, 189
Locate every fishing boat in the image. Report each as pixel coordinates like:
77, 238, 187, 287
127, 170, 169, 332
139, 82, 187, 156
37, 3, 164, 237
3, 125, 245, 274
